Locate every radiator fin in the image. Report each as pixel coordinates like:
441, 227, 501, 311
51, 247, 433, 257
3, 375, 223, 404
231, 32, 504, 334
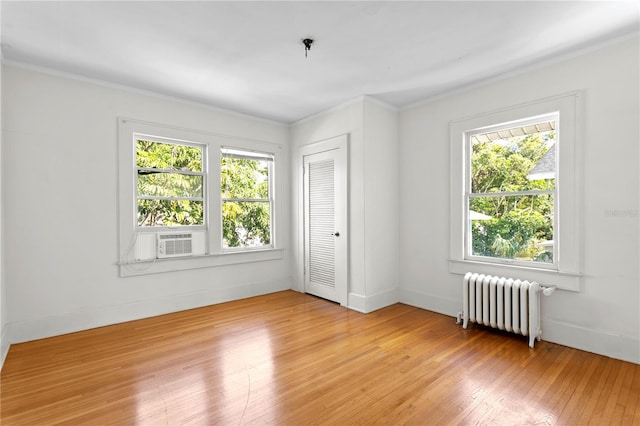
460, 272, 543, 348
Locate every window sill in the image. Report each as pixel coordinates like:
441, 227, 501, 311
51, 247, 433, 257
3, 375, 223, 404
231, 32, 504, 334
119, 248, 284, 277
449, 259, 581, 292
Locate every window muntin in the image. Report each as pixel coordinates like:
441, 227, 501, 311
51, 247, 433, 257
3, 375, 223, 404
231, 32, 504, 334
466, 115, 557, 266
136, 138, 206, 227
119, 118, 284, 276
221, 147, 274, 249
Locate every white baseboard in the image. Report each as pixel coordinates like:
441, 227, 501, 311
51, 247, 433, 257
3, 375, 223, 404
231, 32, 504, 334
347, 293, 367, 313
0, 323, 10, 371
541, 319, 640, 364
8, 279, 291, 345
398, 288, 460, 317
348, 288, 398, 313
7, 281, 637, 366
398, 287, 639, 365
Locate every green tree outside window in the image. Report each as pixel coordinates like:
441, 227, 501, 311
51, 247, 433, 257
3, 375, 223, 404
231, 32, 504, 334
221, 150, 273, 248
136, 139, 204, 227
469, 128, 555, 263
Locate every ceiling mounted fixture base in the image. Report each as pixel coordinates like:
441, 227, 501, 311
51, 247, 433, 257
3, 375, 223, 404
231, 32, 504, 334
302, 38, 314, 58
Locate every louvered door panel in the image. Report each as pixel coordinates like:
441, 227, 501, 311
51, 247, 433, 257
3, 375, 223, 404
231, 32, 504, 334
302, 135, 347, 305
308, 160, 335, 288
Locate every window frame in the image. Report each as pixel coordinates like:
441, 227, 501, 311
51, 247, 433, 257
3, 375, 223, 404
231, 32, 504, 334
118, 118, 283, 277
464, 112, 558, 270
449, 92, 583, 291
220, 147, 275, 251
135, 135, 208, 230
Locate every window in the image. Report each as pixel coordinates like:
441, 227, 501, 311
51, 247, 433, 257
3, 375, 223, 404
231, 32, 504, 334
221, 148, 274, 249
136, 138, 206, 228
449, 92, 582, 291
118, 118, 283, 276
467, 115, 557, 267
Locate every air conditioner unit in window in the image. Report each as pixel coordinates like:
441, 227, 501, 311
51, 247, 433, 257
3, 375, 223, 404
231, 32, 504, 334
157, 233, 194, 258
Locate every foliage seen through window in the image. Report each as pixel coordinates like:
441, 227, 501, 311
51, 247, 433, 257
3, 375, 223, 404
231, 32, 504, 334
469, 121, 556, 263
221, 150, 272, 249
136, 139, 204, 227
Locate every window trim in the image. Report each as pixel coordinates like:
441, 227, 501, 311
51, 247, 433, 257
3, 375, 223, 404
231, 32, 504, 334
220, 146, 275, 251
464, 112, 558, 270
117, 117, 283, 277
449, 92, 583, 291
135, 135, 208, 230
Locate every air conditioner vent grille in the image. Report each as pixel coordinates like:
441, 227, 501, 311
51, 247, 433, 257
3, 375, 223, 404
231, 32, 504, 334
159, 233, 192, 240
165, 239, 192, 256
157, 233, 194, 258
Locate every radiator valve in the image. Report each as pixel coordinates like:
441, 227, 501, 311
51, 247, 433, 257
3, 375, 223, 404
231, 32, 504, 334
541, 285, 557, 296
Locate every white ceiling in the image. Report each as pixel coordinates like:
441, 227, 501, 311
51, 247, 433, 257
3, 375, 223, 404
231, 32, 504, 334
2, 1, 638, 123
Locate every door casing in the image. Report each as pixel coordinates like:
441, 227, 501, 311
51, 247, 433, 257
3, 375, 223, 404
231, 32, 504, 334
297, 134, 348, 306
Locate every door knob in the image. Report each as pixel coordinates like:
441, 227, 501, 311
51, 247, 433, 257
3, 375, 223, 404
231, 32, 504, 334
333, 232, 340, 237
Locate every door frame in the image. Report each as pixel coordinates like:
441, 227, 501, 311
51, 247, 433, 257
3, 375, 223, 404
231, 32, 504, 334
296, 134, 349, 306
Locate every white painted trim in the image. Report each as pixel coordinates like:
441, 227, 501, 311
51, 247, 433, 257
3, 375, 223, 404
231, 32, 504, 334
361, 95, 400, 112
4, 33, 636, 126
348, 289, 398, 313
119, 116, 285, 150
0, 323, 9, 371
448, 260, 581, 292
400, 287, 640, 365
8, 279, 290, 345
364, 288, 399, 313
292, 96, 397, 127
1, 60, 289, 127
118, 117, 286, 277
449, 91, 583, 292
292, 98, 365, 126
401, 32, 639, 112
297, 133, 350, 155
297, 134, 349, 307
119, 248, 285, 277
347, 293, 367, 313
541, 319, 640, 365
398, 288, 460, 317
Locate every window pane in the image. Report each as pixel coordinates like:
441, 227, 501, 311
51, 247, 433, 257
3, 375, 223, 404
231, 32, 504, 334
138, 199, 204, 227
221, 157, 269, 199
222, 201, 271, 248
471, 127, 556, 193
469, 195, 553, 263
136, 139, 202, 172
138, 172, 203, 198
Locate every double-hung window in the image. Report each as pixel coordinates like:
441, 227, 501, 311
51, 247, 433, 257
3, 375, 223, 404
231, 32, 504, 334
136, 138, 206, 228
118, 118, 282, 276
221, 148, 274, 249
449, 92, 582, 291
466, 115, 557, 266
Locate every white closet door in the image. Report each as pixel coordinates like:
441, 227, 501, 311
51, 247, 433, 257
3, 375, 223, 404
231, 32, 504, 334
302, 136, 347, 304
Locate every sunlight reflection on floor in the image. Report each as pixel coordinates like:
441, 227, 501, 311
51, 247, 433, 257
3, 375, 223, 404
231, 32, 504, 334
456, 375, 558, 425
220, 326, 275, 423
132, 326, 275, 424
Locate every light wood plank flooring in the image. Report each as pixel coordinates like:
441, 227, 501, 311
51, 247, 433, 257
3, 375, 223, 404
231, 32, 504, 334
1, 290, 638, 425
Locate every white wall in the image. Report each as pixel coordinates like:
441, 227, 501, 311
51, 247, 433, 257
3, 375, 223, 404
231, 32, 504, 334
362, 100, 400, 309
2, 36, 637, 367
2, 65, 292, 344
290, 98, 399, 312
0, 19, 6, 368
398, 36, 640, 363
291, 100, 366, 306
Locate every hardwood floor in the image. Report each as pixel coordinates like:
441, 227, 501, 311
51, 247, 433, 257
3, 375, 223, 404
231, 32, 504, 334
1, 290, 638, 425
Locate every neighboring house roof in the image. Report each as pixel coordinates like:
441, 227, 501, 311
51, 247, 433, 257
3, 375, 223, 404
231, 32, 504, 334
528, 143, 556, 180
472, 121, 556, 143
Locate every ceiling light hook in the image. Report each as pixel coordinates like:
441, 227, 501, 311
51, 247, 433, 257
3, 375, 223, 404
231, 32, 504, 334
303, 38, 314, 58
